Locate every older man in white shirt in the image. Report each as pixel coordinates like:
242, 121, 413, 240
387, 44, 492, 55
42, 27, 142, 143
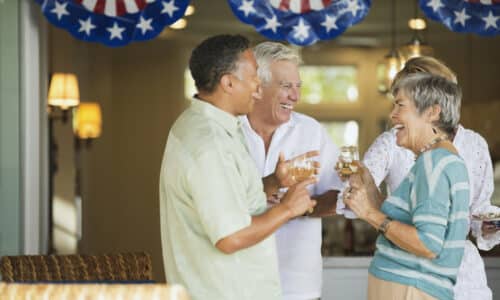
240, 42, 343, 300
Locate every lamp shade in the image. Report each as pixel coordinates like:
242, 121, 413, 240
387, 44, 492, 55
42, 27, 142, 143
48, 73, 80, 109
73, 102, 102, 139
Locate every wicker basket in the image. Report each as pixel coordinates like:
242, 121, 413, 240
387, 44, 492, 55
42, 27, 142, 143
0, 252, 152, 282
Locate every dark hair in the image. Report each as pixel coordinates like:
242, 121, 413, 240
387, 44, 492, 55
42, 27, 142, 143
189, 34, 250, 94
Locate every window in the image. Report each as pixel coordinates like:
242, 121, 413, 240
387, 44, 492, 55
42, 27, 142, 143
321, 120, 359, 147
300, 65, 358, 104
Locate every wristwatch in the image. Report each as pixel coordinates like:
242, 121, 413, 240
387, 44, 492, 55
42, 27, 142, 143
378, 217, 393, 234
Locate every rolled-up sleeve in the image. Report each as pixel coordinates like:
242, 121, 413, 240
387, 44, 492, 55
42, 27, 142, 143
188, 147, 251, 245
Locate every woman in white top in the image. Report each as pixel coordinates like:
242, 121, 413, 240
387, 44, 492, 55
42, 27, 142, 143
364, 56, 500, 300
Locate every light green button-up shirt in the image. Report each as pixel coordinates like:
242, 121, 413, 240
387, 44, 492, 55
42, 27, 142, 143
159, 98, 281, 300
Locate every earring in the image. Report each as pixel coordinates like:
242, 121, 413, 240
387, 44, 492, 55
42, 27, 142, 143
432, 127, 437, 134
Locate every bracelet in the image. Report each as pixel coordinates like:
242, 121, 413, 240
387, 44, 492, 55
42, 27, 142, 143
378, 217, 393, 234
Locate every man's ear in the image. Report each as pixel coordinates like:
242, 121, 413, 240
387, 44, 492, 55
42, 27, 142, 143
220, 74, 233, 94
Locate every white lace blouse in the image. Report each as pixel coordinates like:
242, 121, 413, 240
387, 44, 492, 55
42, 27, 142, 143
363, 125, 499, 300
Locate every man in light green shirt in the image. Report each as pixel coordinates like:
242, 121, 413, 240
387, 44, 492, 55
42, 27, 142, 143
159, 35, 317, 300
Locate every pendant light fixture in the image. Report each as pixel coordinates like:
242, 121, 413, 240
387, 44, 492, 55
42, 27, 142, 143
377, 0, 403, 95
399, 0, 434, 61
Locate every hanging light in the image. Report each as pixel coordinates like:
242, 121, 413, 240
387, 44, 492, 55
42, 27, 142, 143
399, 0, 433, 61
170, 18, 187, 30
377, 0, 403, 94
185, 5, 195, 16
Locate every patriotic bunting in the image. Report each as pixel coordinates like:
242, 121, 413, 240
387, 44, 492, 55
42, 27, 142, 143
34, 0, 190, 47
420, 0, 500, 36
227, 0, 372, 46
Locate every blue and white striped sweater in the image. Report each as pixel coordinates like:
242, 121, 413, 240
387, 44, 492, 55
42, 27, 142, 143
369, 148, 470, 300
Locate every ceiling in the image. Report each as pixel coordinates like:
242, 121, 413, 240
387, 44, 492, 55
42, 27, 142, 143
161, 0, 455, 48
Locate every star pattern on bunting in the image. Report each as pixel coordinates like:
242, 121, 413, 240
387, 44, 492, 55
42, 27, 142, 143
228, 0, 371, 46
161, 0, 179, 17
107, 22, 125, 40
321, 14, 339, 33
34, 0, 191, 47
420, 0, 499, 36
137, 16, 154, 34
78, 17, 96, 36
482, 11, 499, 30
454, 8, 470, 27
51, 1, 69, 20
264, 15, 281, 33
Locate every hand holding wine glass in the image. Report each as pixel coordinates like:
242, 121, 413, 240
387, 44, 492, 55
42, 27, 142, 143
335, 145, 360, 219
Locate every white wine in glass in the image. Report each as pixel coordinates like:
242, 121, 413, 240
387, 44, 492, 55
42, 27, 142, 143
290, 157, 315, 182
337, 145, 359, 179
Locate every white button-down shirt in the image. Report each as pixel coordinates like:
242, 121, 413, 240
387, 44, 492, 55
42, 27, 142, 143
241, 112, 343, 300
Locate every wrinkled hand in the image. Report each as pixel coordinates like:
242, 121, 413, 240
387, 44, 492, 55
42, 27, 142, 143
275, 151, 320, 188
281, 178, 317, 218
347, 161, 382, 206
343, 179, 378, 220
482, 221, 500, 237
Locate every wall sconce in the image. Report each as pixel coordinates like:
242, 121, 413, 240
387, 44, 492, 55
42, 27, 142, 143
48, 73, 103, 252
48, 73, 80, 122
72, 102, 102, 241
73, 102, 102, 146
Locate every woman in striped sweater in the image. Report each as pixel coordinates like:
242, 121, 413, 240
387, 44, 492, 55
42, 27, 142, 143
344, 73, 469, 300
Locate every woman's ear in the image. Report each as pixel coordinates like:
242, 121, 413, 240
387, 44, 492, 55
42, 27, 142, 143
427, 104, 441, 123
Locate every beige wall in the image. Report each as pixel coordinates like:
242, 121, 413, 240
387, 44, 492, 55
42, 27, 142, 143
48, 24, 500, 282
49, 26, 189, 281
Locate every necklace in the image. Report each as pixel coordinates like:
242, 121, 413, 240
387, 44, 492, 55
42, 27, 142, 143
419, 134, 448, 154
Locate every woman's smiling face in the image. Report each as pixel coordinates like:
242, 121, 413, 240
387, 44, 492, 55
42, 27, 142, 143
390, 90, 432, 153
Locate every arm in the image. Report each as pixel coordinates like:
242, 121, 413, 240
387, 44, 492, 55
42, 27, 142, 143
468, 135, 500, 249
364, 210, 436, 258
216, 179, 317, 254
189, 146, 315, 255
346, 158, 456, 258
363, 131, 395, 187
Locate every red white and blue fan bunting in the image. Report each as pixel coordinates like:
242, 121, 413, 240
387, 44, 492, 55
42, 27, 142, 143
34, 0, 190, 47
420, 0, 500, 36
227, 0, 371, 46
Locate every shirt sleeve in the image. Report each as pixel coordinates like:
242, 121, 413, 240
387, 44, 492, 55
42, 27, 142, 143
411, 157, 453, 255
314, 126, 343, 195
187, 146, 252, 246
468, 135, 500, 249
363, 131, 394, 187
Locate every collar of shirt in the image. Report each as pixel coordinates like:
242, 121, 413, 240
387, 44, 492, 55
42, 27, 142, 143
191, 97, 240, 137
239, 113, 298, 134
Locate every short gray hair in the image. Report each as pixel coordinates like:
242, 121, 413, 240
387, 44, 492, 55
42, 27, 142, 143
391, 73, 462, 135
253, 42, 302, 84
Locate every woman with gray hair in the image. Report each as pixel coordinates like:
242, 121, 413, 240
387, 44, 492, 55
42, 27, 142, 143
344, 73, 470, 300
363, 56, 498, 300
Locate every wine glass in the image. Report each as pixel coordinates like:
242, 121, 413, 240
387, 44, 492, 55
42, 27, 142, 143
290, 156, 315, 182
336, 145, 359, 219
